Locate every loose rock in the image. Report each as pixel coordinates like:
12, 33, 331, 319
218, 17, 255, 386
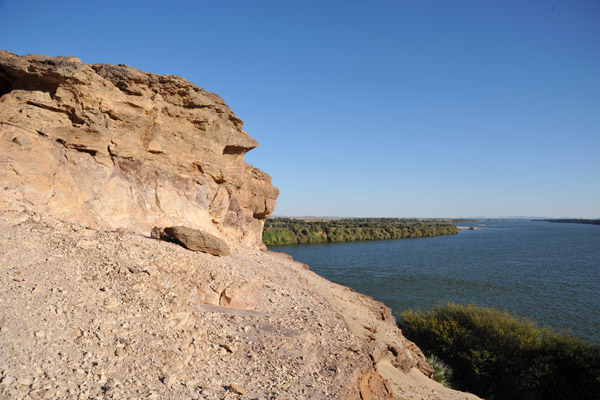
164, 226, 230, 256
228, 383, 246, 395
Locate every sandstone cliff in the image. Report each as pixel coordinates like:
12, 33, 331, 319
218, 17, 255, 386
0, 51, 480, 399
0, 50, 277, 249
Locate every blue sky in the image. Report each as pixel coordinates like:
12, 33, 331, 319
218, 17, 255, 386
1, 0, 599, 218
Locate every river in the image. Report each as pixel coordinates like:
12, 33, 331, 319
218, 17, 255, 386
269, 220, 600, 344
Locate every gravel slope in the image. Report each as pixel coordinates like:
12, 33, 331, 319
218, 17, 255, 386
0, 210, 480, 400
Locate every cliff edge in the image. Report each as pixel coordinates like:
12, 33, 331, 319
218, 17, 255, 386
0, 51, 480, 399
0, 50, 277, 249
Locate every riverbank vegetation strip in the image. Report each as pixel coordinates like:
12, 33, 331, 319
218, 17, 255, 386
544, 218, 600, 225
399, 303, 600, 400
263, 217, 459, 245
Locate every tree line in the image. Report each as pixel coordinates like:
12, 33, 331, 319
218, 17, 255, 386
263, 217, 459, 246
544, 219, 600, 225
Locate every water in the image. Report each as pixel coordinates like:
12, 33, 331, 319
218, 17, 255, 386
269, 220, 600, 344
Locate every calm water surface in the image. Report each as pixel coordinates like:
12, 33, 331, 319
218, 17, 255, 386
270, 220, 600, 344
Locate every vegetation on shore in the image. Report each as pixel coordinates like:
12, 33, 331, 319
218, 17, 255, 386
263, 217, 459, 246
544, 218, 600, 225
398, 304, 600, 400
426, 354, 454, 388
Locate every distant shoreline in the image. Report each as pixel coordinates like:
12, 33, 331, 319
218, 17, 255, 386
542, 219, 600, 225
263, 217, 459, 246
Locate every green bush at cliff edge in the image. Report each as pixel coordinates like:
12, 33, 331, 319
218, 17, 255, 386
398, 303, 600, 400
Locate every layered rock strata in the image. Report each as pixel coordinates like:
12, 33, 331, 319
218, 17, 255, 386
0, 50, 277, 249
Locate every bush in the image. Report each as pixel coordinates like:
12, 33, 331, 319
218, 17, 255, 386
398, 304, 600, 400
262, 229, 297, 245
427, 354, 454, 388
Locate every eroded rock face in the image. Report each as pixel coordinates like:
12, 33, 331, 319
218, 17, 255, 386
0, 50, 278, 248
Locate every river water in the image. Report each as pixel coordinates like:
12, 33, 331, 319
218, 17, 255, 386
269, 220, 600, 344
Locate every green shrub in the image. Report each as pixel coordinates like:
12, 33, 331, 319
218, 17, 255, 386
399, 304, 600, 400
427, 354, 454, 388
262, 228, 297, 245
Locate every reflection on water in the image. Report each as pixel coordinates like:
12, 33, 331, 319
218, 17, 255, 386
270, 220, 600, 344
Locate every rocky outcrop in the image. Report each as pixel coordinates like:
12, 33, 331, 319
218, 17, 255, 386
0, 50, 278, 249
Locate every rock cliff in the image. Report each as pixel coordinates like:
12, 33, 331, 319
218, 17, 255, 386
0, 51, 480, 399
0, 50, 277, 249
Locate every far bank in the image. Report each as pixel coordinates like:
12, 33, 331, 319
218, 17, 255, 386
263, 217, 460, 245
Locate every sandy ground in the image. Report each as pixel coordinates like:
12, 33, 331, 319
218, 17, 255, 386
0, 210, 480, 399
378, 357, 478, 400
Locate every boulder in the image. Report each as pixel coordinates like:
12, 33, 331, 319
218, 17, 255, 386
164, 226, 230, 256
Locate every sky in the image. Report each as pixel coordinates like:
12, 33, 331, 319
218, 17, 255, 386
1, 0, 599, 218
